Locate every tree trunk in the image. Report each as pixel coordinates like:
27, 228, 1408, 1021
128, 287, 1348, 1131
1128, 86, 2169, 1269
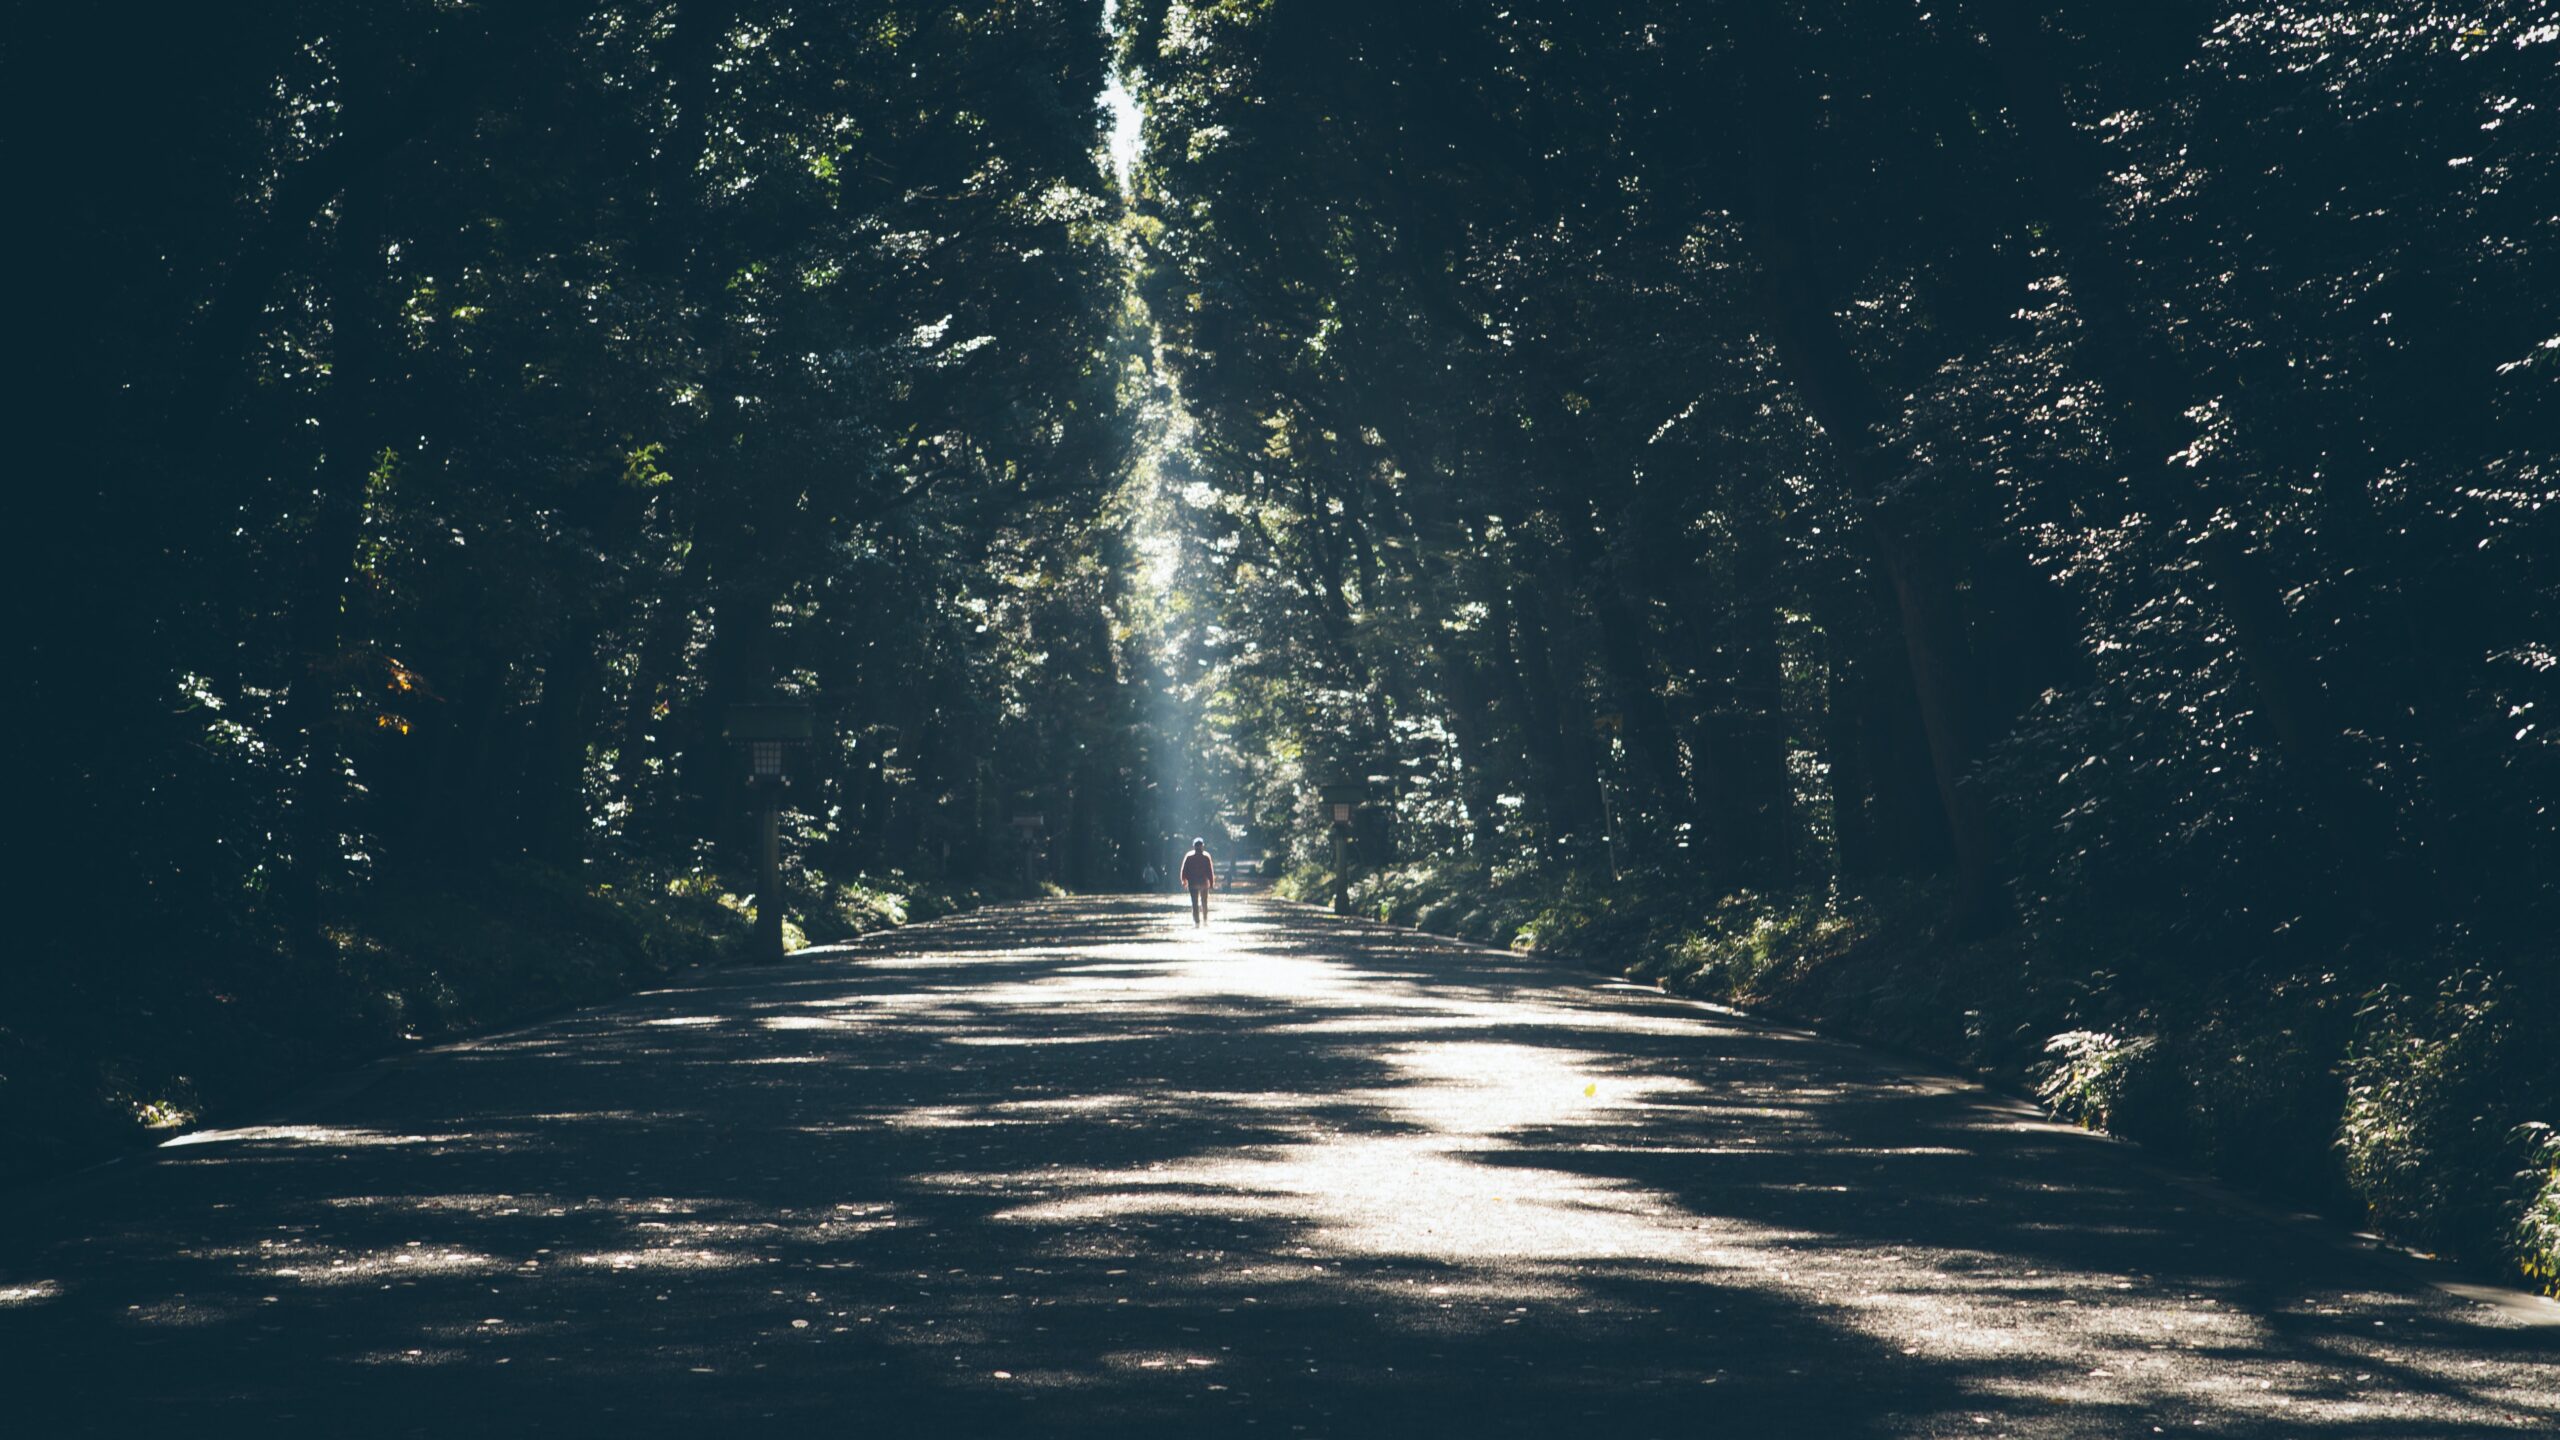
1689, 542, 1798, 887
1877, 532, 1998, 928
1736, 215, 1999, 926
1724, 2, 2002, 929
1491, 575, 1593, 845
1570, 513, 1689, 834
617, 522, 700, 834
1819, 618, 1881, 885
1435, 648, 1511, 854
1963, 0, 2336, 767
521, 610, 607, 866
276, 181, 393, 924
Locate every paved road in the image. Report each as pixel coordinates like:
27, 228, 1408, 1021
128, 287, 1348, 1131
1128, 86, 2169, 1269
4, 895, 2551, 1436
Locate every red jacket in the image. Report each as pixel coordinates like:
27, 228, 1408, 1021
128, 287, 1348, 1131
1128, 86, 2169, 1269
1180, 851, 1215, 886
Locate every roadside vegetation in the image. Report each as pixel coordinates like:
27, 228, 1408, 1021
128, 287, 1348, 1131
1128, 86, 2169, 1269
1296, 856, 2557, 1293
16, 2, 1144, 1186
22, 0, 2555, 1297
3, 862, 994, 1179
1135, 2, 2560, 1293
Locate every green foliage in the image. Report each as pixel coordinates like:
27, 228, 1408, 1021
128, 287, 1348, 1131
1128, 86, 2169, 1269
19, 0, 2557, 1298
1121, 0, 2560, 1287
1321, 860, 1594, 953
789, 866, 990, 948
0, 848, 1023, 1185
2037, 1032, 2162, 1133
2516, 1126, 2560, 1297
15, 0, 1151, 1184
0, 860, 741, 1184
2342, 970, 2558, 1282
354, 865, 734, 1030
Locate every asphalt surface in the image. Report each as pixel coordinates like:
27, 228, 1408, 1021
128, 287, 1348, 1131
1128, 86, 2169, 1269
4, 893, 2552, 1436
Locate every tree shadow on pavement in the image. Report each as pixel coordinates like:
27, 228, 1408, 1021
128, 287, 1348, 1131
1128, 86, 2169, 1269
1, 895, 2550, 1437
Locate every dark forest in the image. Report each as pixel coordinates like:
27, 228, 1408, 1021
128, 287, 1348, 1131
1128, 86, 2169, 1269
14, 0, 2557, 1304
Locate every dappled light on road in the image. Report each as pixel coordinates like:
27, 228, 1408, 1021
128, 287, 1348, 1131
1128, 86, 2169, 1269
3, 896, 2549, 1436
165, 1125, 496, 1150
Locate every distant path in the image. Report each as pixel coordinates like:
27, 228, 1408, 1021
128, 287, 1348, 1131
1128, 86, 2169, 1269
3, 895, 2550, 1436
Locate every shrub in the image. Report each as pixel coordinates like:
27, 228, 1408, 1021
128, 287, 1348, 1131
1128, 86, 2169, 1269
2037, 1030, 2160, 1132
1288, 846, 2560, 1290
2516, 1125, 2560, 1297
1, 855, 1002, 1189
2340, 968, 2547, 1267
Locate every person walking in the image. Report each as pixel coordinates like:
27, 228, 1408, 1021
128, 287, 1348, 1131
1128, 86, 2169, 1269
1179, 838, 1217, 927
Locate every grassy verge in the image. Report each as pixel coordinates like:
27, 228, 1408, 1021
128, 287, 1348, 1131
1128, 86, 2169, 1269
1293, 856, 2559, 1298
0, 863, 1005, 1189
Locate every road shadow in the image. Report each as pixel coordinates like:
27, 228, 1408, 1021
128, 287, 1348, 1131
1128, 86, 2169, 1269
1, 894, 2549, 1436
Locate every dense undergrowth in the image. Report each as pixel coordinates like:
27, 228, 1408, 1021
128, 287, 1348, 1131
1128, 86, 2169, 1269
21, 3, 1148, 1189
1287, 857, 2560, 1297
0, 866, 995, 1190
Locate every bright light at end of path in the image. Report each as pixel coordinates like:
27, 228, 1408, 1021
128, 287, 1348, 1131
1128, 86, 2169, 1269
1178, 897, 1257, 957
1098, 0, 1141, 194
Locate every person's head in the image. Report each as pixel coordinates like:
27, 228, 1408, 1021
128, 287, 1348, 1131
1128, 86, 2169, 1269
1190, 838, 1207, 852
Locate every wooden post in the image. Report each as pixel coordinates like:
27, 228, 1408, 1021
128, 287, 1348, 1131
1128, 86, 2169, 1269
723, 702, 816, 964
1324, 789, 1361, 916
756, 793, 784, 963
